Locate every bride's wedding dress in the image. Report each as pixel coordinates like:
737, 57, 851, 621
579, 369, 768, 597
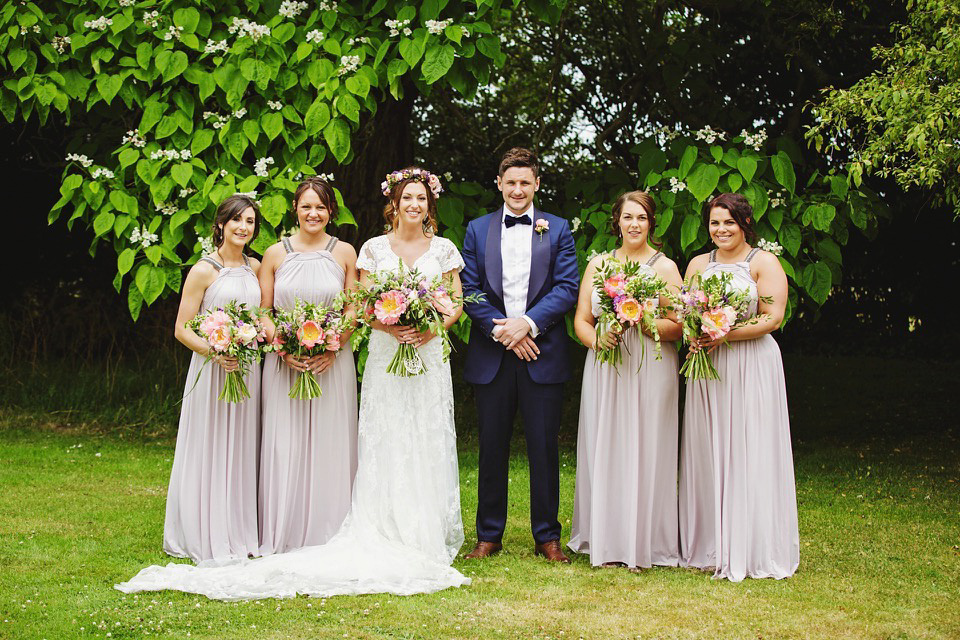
115, 235, 469, 600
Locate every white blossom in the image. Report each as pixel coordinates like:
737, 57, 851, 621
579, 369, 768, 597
384, 18, 411, 37
204, 39, 229, 54
402, 27, 412, 36
84, 16, 113, 31
338, 55, 360, 76
149, 149, 189, 161
740, 128, 767, 151
318, 0, 337, 10
199, 236, 214, 254
655, 124, 680, 141
142, 10, 160, 28
155, 201, 178, 216
305, 29, 325, 44
254, 157, 274, 177
571, 217, 581, 233
232, 107, 247, 119
425, 19, 453, 35
461, 26, 470, 38
667, 33, 677, 45
235, 190, 258, 199
91, 167, 115, 180
130, 226, 158, 248
229, 17, 271, 42
179, 188, 195, 198
279, 0, 308, 19
756, 238, 783, 256
122, 129, 146, 148
21, 24, 41, 35
163, 24, 183, 41
443, 172, 453, 181
204, 111, 231, 129
694, 125, 725, 145
267, 100, 283, 110
220, 169, 229, 178
317, 172, 334, 182
66, 153, 94, 168
52, 36, 71, 53
669, 176, 687, 193
119, 0, 135, 6
768, 189, 787, 209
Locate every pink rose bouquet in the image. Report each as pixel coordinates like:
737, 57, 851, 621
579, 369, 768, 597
669, 271, 771, 380
266, 296, 350, 399
353, 263, 482, 376
187, 300, 267, 402
591, 258, 667, 368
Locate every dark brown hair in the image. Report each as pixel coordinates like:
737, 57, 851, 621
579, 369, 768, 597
702, 192, 756, 243
381, 166, 438, 235
292, 176, 338, 223
212, 194, 261, 247
612, 190, 661, 248
498, 147, 540, 178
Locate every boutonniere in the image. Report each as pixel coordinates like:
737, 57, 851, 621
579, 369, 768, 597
535, 218, 549, 242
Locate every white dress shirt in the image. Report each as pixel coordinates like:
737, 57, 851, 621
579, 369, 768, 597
495, 205, 539, 338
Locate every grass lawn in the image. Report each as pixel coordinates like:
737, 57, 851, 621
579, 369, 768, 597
0, 354, 958, 639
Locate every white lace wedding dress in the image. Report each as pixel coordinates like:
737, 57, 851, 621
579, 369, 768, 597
115, 234, 469, 600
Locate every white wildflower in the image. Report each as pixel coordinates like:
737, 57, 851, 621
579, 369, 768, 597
317, 172, 334, 182
199, 236, 215, 254
667, 33, 677, 45
669, 176, 687, 193
254, 157, 274, 177
305, 29, 325, 44
694, 125, 725, 145
385, 19, 411, 37
461, 26, 470, 38
84, 16, 113, 31
52, 36, 71, 53
149, 149, 189, 161
425, 19, 452, 35
279, 0, 308, 19
756, 238, 783, 256
232, 108, 247, 119
318, 0, 337, 10
235, 190, 258, 198
443, 172, 453, 181
66, 153, 94, 168
571, 217, 581, 233
768, 189, 786, 208
122, 129, 146, 148
179, 187, 195, 198
220, 169, 229, 178
204, 39, 229, 54
655, 124, 680, 141
22, 24, 40, 35
91, 167, 115, 180
142, 11, 160, 28
163, 24, 183, 41
229, 18, 271, 42
119, 0, 134, 6
267, 100, 283, 110
130, 226, 158, 248
402, 27, 412, 36
155, 202, 178, 216
338, 55, 360, 76
740, 128, 767, 151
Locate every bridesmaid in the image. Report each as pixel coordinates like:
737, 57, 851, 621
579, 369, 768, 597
166, 195, 263, 562
678, 192, 799, 581
569, 191, 683, 570
257, 177, 359, 556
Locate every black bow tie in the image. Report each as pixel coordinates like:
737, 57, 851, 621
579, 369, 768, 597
504, 214, 532, 228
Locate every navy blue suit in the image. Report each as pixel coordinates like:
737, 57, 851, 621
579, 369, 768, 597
461, 207, 579, 544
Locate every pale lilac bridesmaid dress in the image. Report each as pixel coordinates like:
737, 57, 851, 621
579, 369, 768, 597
163, 255, 261, 563
259, 235, 358, 555
569, 252, 681, 568
679, 247, 800, 581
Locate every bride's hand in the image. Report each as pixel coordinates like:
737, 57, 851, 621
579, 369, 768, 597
374, 320, 419, 344
413, 329, 434, 348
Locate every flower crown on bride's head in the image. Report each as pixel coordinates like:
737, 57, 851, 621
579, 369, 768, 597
381, 168, 443, 198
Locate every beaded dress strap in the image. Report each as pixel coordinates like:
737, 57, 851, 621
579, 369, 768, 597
324, 235, 338, 252
645, 251, 663, 267
709, 249, 718, 263
282, 237, 294, 253
199, 256, 223, 271
745, 247, 760, 263
242, 253, 250, 267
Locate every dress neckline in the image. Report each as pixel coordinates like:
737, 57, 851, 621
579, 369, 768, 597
385, 234, 434, 270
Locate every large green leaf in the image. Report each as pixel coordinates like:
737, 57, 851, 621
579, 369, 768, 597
422, 43, 455, 84
95, 74, 122, 104
771, 151, 796, 194
678, 145, 697, 179
779, 222, 801, 256
680, 214, 700, 251
171, 162, 193, 188
399, 36, 426, 67
93, 211, 115, 237
336, 93, 361, 123
736, 156, 757, 182
261, 112, 283, 141
304, 98, 331, 135
324, 118, 351, 163
686, 163, 720, 203
801, 261, 832, 305
135, 263, 166, 304
117, 248, 136, 276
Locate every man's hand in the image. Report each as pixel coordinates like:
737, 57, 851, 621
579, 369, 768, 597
509, 335, 540, 361
492, 317, 531, 349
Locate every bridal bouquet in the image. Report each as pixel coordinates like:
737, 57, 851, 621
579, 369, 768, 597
188, 300, 267, 402
592, 258, 667, 368
354, 262, 480, 376
669, 271, 770, 380
267, 296, 350, 399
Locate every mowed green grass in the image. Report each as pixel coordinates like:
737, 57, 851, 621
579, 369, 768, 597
0, 355, 958, 639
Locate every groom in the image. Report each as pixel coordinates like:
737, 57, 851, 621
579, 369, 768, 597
460, 147, 579, 562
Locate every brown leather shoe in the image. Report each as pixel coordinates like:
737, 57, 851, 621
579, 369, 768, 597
534, 539, 571, 563
464, 541, 503, 559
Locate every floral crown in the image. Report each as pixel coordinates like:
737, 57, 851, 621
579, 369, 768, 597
381, 168, 443, 198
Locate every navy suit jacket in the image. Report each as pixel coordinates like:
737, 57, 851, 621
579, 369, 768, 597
461, 207, 579, 385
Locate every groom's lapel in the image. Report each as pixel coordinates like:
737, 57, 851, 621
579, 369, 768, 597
484, 207, 504, 302
526, 207, 550, 308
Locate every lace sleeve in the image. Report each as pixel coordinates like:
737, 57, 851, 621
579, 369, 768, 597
437, 237, 465, 273
356, 238, 378, 272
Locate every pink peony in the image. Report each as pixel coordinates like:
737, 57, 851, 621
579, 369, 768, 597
603, 273, 628, 298
374, 290, 407, 325
297, 320, 324, 349
701, 306, 737, 341
199, 310, 230, 337
431, 289, 455, 316
325, 331, 342, 351
614, 296, 642, 324
208, 325, 232, 352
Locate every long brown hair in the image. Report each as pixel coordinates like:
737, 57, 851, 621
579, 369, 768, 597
292, 176, 338, 224
611, 190, 661, 248
212, 194, 261, 247
381, 166, 439, 235
703, 193, 756, 243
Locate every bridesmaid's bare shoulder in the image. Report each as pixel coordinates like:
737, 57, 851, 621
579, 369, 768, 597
684, 252, 711, 278
246, 255, 262, 274
185, 257, 220, 288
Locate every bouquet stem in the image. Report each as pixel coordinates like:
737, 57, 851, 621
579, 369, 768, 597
680, 349, 720, 380
289, 371, 323, 399
387, 343, 427, 376
219, 369, 252, 403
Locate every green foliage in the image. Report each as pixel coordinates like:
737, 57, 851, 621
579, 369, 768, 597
0, 0, 541, 315
557, 131, 885, 323
807, 0, 960, 215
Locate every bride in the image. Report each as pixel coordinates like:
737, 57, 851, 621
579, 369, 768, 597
116, 168, 470, 600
